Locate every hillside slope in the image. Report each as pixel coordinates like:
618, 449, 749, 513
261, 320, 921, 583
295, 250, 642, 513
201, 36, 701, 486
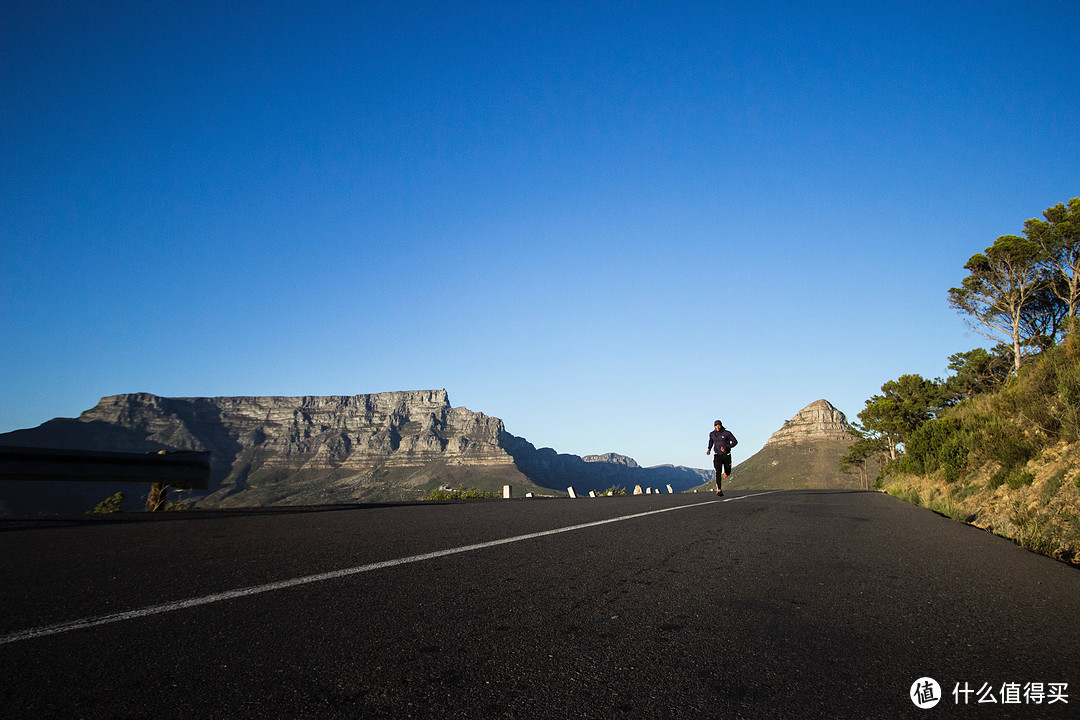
877, 341, 1080, 564
695, 400, 868, 491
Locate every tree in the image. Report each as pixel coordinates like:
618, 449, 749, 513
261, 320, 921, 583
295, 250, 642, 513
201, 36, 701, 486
839, 430, 887, 490
1019, 269, 1069, 348
1024, 197, 1080, 318
948, 235, 1045, 372
857, 374, 944, 460
941, 347, 1012, 403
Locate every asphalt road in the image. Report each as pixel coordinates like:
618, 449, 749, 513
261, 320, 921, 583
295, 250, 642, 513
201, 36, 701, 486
1, 490, 1078, 719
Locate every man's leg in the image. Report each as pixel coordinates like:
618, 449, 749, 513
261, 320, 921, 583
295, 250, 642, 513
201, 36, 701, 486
713, 454, 725, 492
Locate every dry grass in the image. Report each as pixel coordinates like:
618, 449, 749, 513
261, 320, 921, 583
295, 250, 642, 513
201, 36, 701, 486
884, 441, 1080, 565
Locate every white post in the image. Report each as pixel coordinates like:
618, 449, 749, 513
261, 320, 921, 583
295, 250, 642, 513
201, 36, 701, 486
667, 484, 674, 494
567, 486, 577, 499
588, 490, 596, 497
633, 485, 643, 495
503, 485, 512, 499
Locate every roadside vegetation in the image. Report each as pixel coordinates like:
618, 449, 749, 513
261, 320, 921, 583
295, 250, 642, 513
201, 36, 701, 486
426, 486, 499, 500
87, 490, 197, 513
88, 491, 125, 514
842, 197, 1080, 564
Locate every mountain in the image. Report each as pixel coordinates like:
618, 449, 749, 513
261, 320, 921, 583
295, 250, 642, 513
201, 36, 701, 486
0, 391, 711, 514
583, 452, 639, 467
702, 400, 868, 491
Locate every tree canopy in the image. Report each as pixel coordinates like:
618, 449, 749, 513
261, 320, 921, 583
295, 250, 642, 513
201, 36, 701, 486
1024, 197, 1080, 318
948, 234, 1047, 372
850, 196, 1079, 494
941, 347, 1012, 402
856, 373, 944, 460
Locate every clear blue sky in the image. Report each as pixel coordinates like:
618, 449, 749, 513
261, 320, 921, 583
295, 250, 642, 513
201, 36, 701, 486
2, 1, 1078, 469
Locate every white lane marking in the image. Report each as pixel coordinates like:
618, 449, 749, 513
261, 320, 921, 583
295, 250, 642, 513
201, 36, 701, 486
1, 491, 781, 645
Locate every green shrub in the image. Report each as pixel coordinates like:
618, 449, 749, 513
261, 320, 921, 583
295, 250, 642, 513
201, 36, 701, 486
1056, 358, 1080, 441
952, 481, 981, 502
1037, 470, 1067, 504
1005, 470, 1036, 489
966, 414, 1035, 470
903, 416, 974, 476
88, 492, 124, 514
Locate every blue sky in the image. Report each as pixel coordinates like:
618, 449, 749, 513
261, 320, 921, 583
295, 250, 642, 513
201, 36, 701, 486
2, 1, 1078, 469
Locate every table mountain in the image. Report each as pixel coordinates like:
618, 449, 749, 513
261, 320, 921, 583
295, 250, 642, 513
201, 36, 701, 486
0, 391, 710, 514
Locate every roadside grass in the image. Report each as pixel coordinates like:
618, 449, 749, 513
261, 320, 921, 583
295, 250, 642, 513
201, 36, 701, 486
882, 444, 1080, 565
426, 486, 499, 501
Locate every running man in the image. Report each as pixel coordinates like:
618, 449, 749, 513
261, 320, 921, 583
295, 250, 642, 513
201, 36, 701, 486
707, 420, 738, 496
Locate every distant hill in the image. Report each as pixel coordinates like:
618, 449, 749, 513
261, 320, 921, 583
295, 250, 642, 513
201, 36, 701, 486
0, 391, 711, 514
697, 400, 870, 491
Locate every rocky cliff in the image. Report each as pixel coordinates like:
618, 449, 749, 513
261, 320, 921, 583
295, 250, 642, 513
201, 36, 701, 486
0, 391, 710, 514
764, 399, 853, 446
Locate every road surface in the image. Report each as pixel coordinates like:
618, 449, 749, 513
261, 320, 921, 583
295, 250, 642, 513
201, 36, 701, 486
1, 489, 1078, 718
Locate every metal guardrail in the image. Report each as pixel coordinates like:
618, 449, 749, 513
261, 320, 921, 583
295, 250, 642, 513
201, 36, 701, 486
0, 446, 211, 490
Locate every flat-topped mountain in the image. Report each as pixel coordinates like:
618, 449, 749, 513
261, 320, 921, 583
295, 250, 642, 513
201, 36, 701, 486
583, 452, 639, 467
0, 391, 711, 514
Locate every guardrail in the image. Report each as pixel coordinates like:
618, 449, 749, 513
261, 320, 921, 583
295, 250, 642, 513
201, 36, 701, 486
0, 446, 211, 511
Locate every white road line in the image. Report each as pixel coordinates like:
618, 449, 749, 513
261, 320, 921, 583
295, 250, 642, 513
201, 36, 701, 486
1, 491, 781, 646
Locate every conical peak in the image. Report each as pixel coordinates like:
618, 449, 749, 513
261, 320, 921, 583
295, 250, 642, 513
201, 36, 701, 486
765, 399, 852, 447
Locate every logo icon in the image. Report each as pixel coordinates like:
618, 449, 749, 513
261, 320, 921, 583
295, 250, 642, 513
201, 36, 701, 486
911, 677, 942, 709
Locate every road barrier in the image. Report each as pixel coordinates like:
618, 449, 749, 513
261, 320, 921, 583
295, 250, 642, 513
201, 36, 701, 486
0, 446, 211, 511
498, 484, 683, 499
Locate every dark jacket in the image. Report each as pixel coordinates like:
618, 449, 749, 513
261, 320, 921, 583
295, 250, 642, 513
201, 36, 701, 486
708, 428, 738, 455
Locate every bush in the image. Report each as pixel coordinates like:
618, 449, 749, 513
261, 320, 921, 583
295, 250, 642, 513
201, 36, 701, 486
903, 416, 974, 476
987, 343, 1080, 442
1056, 358, 1080, 441
88, 492, 124, 514
968, 414, 1036, 470
1005, 470, 1036, 489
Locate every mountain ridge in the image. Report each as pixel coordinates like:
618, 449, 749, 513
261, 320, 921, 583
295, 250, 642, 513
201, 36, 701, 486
0, 391, 712, 514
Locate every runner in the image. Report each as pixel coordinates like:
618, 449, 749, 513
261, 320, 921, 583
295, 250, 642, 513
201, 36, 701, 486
707, 420, 738, 496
